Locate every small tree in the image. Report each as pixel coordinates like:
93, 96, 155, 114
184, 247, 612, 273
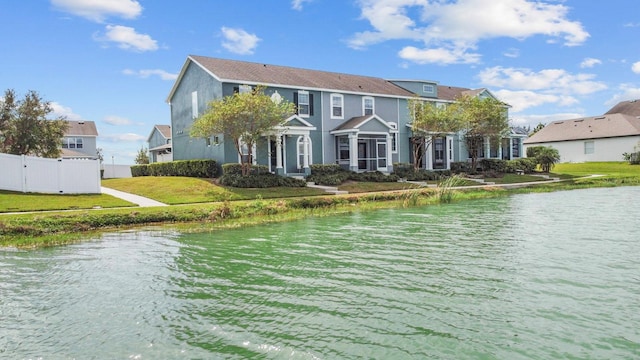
134, 146, 149, 164
530, 122, 546, 136
536, 146, 560, 172
457, 95, 510, 171
190, 85, 296, 176
0, 89, 68, 158
408, 97, 464, 170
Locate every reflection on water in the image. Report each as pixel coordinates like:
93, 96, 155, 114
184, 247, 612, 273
1, 187, 639, 359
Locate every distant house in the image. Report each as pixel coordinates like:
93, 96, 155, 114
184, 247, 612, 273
61, 120, 99, 159
167, 55, 524, 175
524, 100, 640, 162
147, 125, 172, 163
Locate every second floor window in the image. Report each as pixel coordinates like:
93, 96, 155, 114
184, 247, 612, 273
62, 138, 83, 149
363, 97, 374, 115
331, 94, 343, 119
294, 90, 313, 117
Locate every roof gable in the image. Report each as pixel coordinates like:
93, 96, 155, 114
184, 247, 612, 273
331, 115, 394, 133
65, 120, 98, 137
604, 99, 640, 116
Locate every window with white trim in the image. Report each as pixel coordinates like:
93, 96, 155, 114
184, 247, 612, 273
331, 93, 343, 119
584, 141, 594, 154
423, 84, 435, 93
388, 122, 398, 153
62, 138, 83, 149
363, 97, 374, 115
239, 84, 251, 93
191, 91, 198, 118
297, 90, 310, 117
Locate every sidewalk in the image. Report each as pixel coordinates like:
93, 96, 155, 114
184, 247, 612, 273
101, 187, 168, 207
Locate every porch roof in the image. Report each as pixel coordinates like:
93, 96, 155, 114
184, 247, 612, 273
330, 115, 395, 135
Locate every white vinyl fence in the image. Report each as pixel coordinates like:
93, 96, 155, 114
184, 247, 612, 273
0, 153, 101, 194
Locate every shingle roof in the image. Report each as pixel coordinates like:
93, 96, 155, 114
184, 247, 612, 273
188, 55, 415, 97
65, 121, 98, 136
524, 114, 640, 144
155, 125, 171, 139
604, 99, 640, 116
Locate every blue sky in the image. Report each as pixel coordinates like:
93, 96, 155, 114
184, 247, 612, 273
2, 0, 640, 164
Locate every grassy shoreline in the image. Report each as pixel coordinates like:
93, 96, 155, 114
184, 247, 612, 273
2, 167, 639, 248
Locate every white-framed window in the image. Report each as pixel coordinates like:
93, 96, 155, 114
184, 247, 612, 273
191, 91, 198, 119
296, 136, 312, 169
423, 84, 435, 93
331, 93, 343, 119
239, 84, 251, 93
297, 90, 310, 117
338, 137, 350, 162
388, 122, 398, 153
584, 141, 594, 154
62, 138, 83, 149
363, 96, 374, 115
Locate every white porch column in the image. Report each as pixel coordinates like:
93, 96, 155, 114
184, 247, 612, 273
386, 133, 393, 172
303, 135, 310, 175
497, 138, 503, 160
484, 136, 491, 159
446, 135, 453, 170
276, 135, 283, 175
348, 133, 358, 171
267, 135, 272, 172
425, 137, 434, 170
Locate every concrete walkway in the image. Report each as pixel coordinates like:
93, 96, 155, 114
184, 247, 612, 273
101, 187, 168, 207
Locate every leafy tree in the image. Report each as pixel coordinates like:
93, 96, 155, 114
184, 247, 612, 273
96, 147, 104, 163
0, 89, 68, 158
457, 94, 510, 171
530, 122, 546, 136
134, 146, 150, 164
408, 97, 464, 170
190, 85, 296, 176
536, 146, 560, 172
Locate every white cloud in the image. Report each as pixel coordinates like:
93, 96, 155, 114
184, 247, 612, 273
398, 45, 481, 65
292, 0, 312, 10
103, 116, 132, 126
503, 48, 520, 58
479, 66, 607, 94
122, 69, 178, 80
580, 57, 602, 68
221, 27, 261, 55
605, 84, 640, 107
96, 25, 158, 52
49, 102, 83, 120
493, 89, 577, 113
51, 0, 142, 22
349, 0, 588, 64
102, 133, 146, 142
632, 61, 640, 74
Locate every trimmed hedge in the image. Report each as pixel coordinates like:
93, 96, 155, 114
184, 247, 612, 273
131, 159, 218, 178
222, 163, 269, 175
392, 163, 450, 181
451, 158, 537, 174
219, 173, 306, 188
308, 166, 399, 186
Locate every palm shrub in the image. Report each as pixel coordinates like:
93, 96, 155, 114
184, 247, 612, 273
536, 147, 561, 172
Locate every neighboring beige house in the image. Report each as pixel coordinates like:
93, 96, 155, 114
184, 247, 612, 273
61, 120, 99, 159
524, 100, 640, 162
147, 124, 172, 163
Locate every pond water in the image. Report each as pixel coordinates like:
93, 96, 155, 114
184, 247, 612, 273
1, 187, 640, 359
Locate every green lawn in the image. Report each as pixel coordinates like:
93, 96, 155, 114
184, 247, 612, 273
337, 181, 422, 193
484, 174, 555, 184
0, 191, 135, 213
102, 176, 325, 204
552, 162, 639, 177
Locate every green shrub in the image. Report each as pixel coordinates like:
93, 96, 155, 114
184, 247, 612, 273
451, 162, 472, 174
310, 164, 344, 175
526, 146, 546, 158
131, 160, 218, 178
392, 163, 449, 181
392, 163, 415, 178
480, 159, 507, 173
221, 163, 269, 175
505, 158, 537, 173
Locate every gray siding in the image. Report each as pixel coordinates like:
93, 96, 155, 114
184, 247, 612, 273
390, 80, 438, 98
169, 62, 223, 161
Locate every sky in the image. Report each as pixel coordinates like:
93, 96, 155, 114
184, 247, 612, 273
2, 0, 640, 164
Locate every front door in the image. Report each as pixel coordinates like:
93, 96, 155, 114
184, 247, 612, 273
433, 137, 445, 169
358, 141, 367, 170
376, 140, 387, 171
